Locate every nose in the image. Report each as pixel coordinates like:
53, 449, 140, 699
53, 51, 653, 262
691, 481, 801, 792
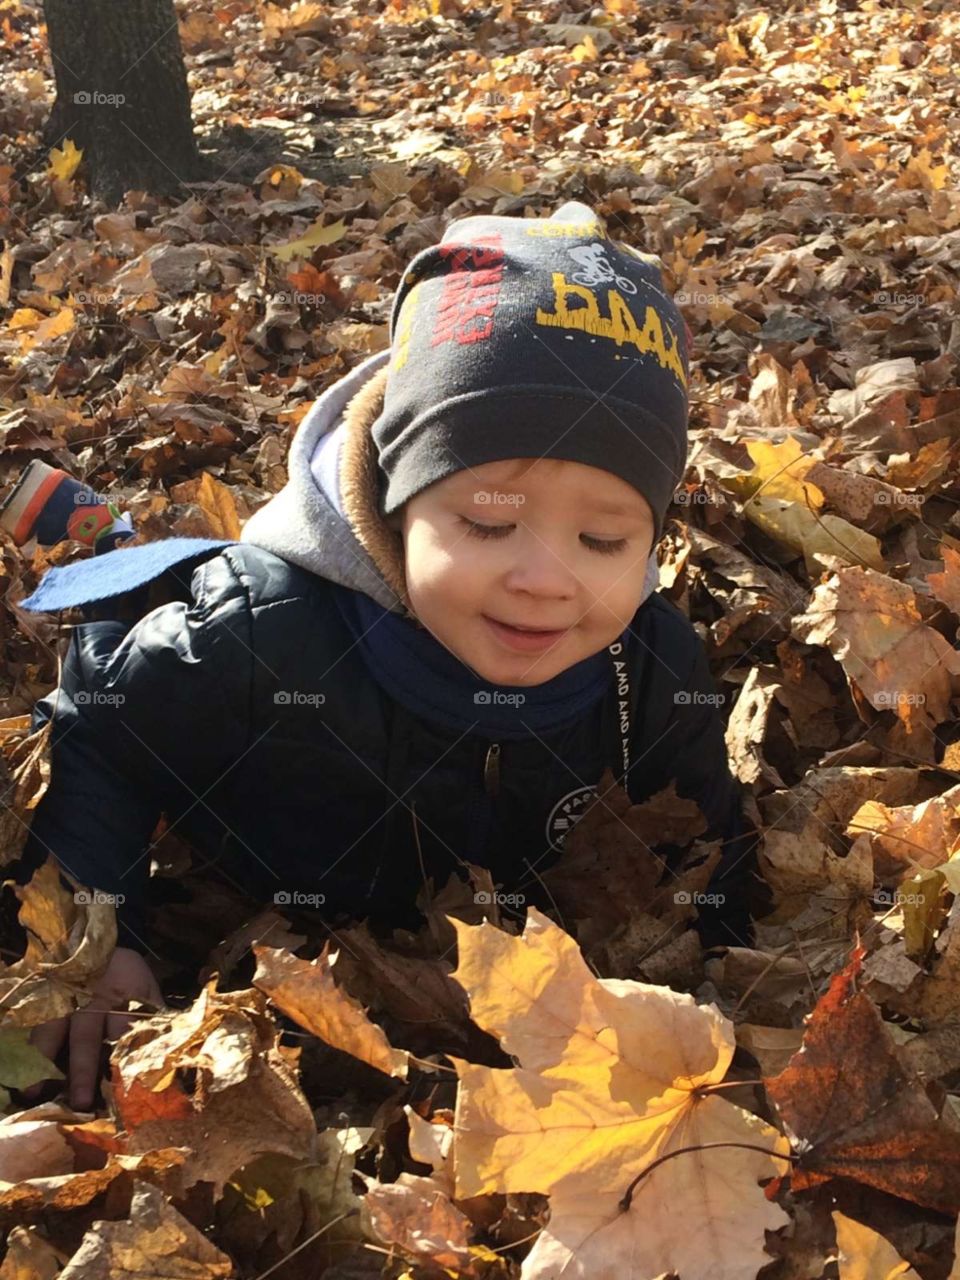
502, 532, 578, 598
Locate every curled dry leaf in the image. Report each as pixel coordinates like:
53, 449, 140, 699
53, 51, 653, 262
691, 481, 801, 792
845, 783, 960, 878
448, 908, 790, 1280
359, 1169, 477, 1274
791, 566, 960, 751
252, 941, 409, 1079
111, 980, 316, 1197
0, 1144, 189, 1229
724, 665, 788, 789
0, 716, 51, 868
0, 856, 117, 1028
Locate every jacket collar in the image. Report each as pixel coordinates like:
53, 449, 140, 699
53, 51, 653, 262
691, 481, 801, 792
339, 363, 414, 618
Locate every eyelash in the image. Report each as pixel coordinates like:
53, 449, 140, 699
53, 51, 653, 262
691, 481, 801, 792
459, 519, 629, 556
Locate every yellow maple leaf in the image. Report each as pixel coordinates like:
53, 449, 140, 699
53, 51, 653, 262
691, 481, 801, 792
745, 494, 885, 573
744, 435, 825, 507
447, 908, 790, 1279
271, 216, 346, 263
725, 435, 884, 572
47, 138, 83, 182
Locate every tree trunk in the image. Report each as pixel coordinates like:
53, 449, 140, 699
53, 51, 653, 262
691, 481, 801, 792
42, 0, 207, 205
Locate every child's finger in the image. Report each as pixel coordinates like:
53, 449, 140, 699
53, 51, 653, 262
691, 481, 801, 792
21, 1016, 70, 1100
67, 1002, 108, 1110
104, 1006, 138, 1050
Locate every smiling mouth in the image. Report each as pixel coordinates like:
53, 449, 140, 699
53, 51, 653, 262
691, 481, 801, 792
485, 616, 568, 634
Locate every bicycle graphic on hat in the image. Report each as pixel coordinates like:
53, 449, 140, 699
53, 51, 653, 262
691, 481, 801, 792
568, 244, 638, 295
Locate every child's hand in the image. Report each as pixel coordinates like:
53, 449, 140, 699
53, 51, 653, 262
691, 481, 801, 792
21, 946, 165, 1111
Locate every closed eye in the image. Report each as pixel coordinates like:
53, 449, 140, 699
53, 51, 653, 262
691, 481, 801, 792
459, 518, 629, 555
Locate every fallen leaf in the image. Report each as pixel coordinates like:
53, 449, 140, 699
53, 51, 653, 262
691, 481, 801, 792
252, 941, 409, 1079
832, 1210, 922, 1280
111, 981, 317, 1196
791, 567, 960, 750
766, 942, 960, 1213
448, 908, 789, 1279
58, 1179, 233, 1278
0, 857, 117, 1028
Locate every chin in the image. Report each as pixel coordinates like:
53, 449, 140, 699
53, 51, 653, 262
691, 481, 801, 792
480, 657, 570, 688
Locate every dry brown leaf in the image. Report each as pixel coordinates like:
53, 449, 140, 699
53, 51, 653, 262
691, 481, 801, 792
928, 545, 960, 623
168, 470, 242, 539
252, 941, 409, 1079
767, 944, 960, 1214
845, 784, 960, 878
541, 770, 708, 938
58, 1179, 233, 1278
359, 1169, 476, 1273
111, 981, 316, 1197
0, 1223, 64, 1278
0, 717, 52, 868
0, 857, 117, 1027
791, 567, 960, 753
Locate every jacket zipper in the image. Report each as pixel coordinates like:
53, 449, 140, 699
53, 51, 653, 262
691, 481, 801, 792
483, 742, 501, 797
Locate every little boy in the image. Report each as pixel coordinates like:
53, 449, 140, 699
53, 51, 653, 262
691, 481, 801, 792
12, 200, 758, 1108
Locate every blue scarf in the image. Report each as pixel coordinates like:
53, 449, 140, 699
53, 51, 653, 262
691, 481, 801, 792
332, 584, 617, 738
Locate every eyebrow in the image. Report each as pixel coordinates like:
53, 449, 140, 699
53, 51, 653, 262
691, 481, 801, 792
585, 498, 647, 518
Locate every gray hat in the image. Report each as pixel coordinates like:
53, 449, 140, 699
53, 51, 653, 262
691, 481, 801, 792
372, 199, 691, 549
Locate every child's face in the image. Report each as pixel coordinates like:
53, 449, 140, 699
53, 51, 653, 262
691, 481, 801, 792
392, 458, 655, 687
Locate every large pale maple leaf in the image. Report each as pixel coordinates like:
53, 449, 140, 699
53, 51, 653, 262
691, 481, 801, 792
447, 908, 790, 1280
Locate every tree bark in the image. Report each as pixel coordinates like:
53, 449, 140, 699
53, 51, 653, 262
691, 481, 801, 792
43, 0, 207, 205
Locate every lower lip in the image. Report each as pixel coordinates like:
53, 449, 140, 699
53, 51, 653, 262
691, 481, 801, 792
483, 615, 568, 652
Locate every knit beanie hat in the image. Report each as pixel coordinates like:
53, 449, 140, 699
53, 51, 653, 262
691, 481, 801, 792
372, 199, 691, 550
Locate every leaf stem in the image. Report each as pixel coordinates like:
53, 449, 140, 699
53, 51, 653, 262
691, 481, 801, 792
619, 1142, 796, 1211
